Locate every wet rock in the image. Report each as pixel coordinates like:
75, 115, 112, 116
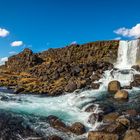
14, 87, 25, 94
99, 105, 115, 115
132, 65, 140, 71
122, 85, 132, 90
48, 135, 63, 140
123, 129, 140, 140
47, 115, 68, 132
131, 74, 140, 87
103, 112, 119, 123
65, 80, 77, 92
108, 80, 121, 94
88, 131, 119, 140
85, 104, 98, 112
0, 111, 42, 140
90, 74, 101, 82
91, 83, 100, 89
88, 113, 103, 125
114, 90, 128, 100
69, 122, 86, 135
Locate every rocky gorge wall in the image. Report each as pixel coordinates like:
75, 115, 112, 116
0, 40, 119, 95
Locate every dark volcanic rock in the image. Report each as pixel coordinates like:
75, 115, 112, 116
91, 82, 100, 89
131, 74, 140, 87
6, 48, 43, 73
69, 122, 86, 135
65, 80, 77, 92
0, 40, 119, 95
48, 135, 63, 140
132, 65, 140, 71
14, 87, 25, 94
88, 113, 103, 125
108, 80, 121, 94
46, 115, 68, 132
103, 112, 119, 123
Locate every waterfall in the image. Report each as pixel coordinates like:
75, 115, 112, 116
99, 39, 140, 87
115, 39, 140, 69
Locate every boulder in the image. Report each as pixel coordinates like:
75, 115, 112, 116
103, 112, 119, 123
47, 115, 68, 132
90, 74, 101, 81
85, 104, 98, 112
99, 104, 115, 115
108, 80, 121, 94
69, 122, 86, 135
88, 113, 103, 125
88, 131, 119, 140
104, 122, 126, 134
123, 129, 140, 140
91, 83, 100, 89
71, 66, 80, 76
85, 104, 115, 115
65, 80, 77, 92
114, 90, 128, 100
116, 116, 130, 127
131, 74, 140, 87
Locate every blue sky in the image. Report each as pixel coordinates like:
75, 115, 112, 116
0, 0, 140, 63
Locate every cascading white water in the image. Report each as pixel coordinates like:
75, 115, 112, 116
115, 40, 140, 69
99, 39, 140, 88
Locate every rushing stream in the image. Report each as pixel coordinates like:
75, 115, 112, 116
0, 40, 140, 139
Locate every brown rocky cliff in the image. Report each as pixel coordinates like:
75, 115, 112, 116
0, 40, 119, 95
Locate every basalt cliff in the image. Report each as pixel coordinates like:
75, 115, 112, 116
0, 40, 119, 95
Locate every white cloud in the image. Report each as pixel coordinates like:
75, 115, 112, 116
0, 28, 9, 37
114, 37, 121, 40
11, 41, 23, 47
70, 41, 77, 45
0, 57, 8, 65
114, 23, 140, 38
9, 51, 17, 55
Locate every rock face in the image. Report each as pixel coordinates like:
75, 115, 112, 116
0, 40, 119, 95
114, 90, 128, 100
88, 131, 119, 140
5, 48, 43, 73
108, 80, 121, 94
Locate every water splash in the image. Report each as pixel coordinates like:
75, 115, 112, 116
115, 40, 140, 69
